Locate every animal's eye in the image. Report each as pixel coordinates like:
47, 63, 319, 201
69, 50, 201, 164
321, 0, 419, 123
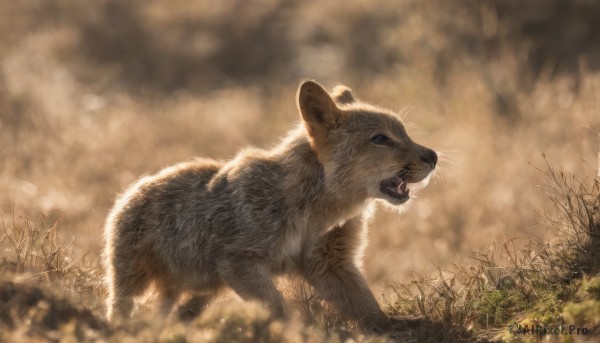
371, 134, 391, 145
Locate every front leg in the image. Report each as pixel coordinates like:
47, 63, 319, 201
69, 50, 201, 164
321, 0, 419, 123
302, 217, 391, 332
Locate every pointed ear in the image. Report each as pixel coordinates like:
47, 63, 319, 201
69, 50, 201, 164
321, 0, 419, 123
297, 80, 340, 140
331, 85, 355, 105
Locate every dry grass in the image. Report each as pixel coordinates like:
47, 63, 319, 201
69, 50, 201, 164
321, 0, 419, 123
1, 0, 600, 342
1, 160, 597, 342
382, 160, 600, 342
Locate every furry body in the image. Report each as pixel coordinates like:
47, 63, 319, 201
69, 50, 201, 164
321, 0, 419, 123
104, 80, 437, 332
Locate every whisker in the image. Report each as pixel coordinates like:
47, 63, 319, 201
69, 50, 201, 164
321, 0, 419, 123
436, 148, 460, 155
406, 130, 426, 136
436, 151, 460, 167
437, 158, 459, 168
433, 140, 458, 151
398, 104, 415, 122
404, 122, 426, 136
431, 165, 456, 184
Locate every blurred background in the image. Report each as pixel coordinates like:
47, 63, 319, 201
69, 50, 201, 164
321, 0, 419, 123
1, 0, 599, 292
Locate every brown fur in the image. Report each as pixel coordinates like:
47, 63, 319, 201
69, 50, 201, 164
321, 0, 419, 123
103, 80, 437, 333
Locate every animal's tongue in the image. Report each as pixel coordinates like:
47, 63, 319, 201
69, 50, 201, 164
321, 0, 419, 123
398, 179, 409, 194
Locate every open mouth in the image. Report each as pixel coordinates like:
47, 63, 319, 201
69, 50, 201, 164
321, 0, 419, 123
380, 175, 410, 202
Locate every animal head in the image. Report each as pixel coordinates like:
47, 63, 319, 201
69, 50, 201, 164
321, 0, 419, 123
297, 80, 437, 206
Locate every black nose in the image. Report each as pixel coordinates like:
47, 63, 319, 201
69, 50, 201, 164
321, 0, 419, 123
420, 149, 437, 169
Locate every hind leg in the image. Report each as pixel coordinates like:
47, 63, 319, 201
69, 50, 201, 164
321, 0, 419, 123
154, 277, 183, 317
177, 292, 216, 321
106, 267, 150, 322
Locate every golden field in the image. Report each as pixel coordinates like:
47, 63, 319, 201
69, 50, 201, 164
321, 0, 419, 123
1, 1, 599, 342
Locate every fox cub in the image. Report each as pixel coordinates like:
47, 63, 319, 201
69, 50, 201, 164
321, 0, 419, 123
104, 80, 437, 332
